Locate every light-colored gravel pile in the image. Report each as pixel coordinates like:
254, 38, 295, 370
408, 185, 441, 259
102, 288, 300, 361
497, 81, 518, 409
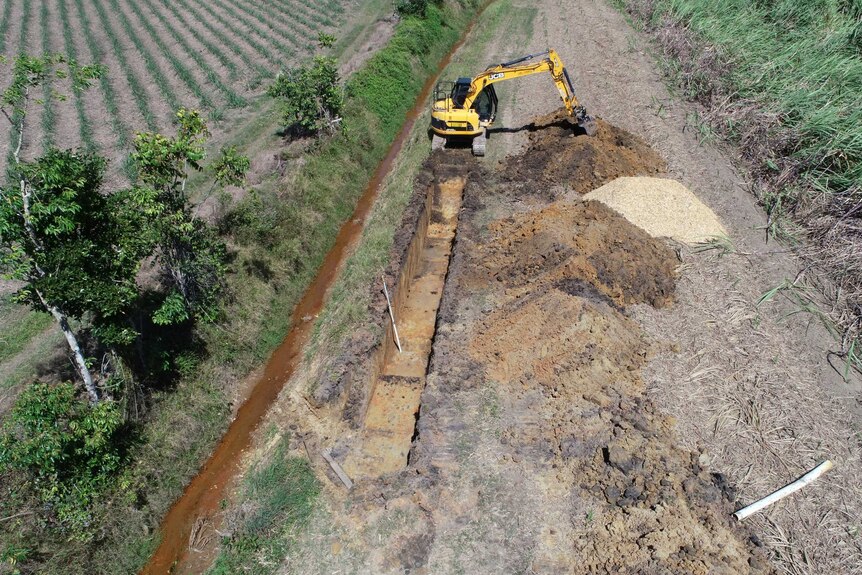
584, 177, 726, 244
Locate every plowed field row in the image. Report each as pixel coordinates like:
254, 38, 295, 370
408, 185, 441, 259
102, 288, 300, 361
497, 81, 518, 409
0, 0, 346, 177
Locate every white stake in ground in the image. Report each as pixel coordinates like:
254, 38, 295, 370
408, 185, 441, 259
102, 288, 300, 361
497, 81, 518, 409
733, 460, 834, 521
382, 274, 402, 353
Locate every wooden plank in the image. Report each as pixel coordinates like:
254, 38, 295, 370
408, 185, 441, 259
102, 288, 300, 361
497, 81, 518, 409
321, 449, 354, 490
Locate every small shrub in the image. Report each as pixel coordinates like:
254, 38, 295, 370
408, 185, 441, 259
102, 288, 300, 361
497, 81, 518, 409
267, 56, 343, 137
0, 383, 126, 538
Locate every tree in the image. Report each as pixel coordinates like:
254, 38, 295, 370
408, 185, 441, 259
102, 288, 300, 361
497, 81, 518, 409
267, 56, 343, 137
131, 109, 240, 324
0, 55, 132, 403
0, 382, 124, 536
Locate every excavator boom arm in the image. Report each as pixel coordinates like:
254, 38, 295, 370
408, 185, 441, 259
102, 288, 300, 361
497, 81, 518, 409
462, 50, 578, 117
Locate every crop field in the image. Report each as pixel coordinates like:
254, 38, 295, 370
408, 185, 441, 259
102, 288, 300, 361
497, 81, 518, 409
0, 0, 346, 178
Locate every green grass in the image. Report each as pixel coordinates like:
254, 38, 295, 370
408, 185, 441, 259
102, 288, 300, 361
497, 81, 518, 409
656, 0, 862, 197
104, 0, 203, 111
617, 0, 862, 372
222, 0, 311, 51
0, 0, 13, 55
58, 0, 97, 151
70, 0, 131, 139
0, 310, 52, 366
39, 1, 56, 150
267, 0, 341, 29
207, 436, 319, 575
123, 0, 245, 109
173, 0, 281, 70
208, 0, 296, 60
146, 0, 240, 81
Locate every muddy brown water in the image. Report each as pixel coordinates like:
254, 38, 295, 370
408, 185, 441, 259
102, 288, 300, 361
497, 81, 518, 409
139, 8, 491, 575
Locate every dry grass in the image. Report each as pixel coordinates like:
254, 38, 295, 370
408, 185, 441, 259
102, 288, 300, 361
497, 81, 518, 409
615, 0, 862, 377
636, 244, 862, 574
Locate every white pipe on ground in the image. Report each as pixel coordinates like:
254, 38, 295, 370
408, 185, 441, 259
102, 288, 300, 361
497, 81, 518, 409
733, 460, 834, 521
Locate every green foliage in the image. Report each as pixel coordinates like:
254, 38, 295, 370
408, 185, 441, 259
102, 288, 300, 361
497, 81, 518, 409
211, 145, 250, 187
0, 149, 148, 346
0, 310, 52, 364
268, 56, 343, 136
208, 437, 319, 575
134, 108, 209, 192
397, 0, 441, 16
0, 383, 125, 537
317, 32, 337, 48
0, 54, 104, 126
132, 108, 227, 324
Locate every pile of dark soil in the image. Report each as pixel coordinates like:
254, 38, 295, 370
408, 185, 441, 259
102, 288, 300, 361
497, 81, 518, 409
506, 112, 666, 193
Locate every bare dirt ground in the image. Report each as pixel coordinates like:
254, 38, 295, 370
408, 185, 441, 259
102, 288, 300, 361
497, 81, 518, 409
262, 0, 862, 574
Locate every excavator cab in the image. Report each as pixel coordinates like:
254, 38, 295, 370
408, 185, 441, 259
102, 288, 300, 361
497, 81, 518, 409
472, 84, 498, 123
432, 80, 498, 155
450, 78, 497, 122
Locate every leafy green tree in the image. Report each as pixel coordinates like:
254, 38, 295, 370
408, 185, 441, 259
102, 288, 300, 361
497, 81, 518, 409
131, 109, 233, 324
0, 55, 137, 403
268, 56, 343, 136
0, 382, 124, 537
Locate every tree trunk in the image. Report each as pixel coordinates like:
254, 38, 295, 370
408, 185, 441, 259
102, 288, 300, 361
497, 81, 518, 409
36, 289, 99, 403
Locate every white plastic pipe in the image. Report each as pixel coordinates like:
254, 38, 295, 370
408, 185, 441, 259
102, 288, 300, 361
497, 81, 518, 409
733, 460, 833, 521
382, 275, 402, 353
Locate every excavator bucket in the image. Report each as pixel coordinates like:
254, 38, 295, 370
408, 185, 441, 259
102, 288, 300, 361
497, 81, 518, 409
578, 115, 598, 136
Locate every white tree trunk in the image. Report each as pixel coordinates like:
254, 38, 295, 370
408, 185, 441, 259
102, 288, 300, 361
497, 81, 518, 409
36, 290, 99, 403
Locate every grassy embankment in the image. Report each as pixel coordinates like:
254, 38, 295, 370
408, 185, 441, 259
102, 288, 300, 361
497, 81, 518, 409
0, 1, 482, 574
615, 0, 862, 372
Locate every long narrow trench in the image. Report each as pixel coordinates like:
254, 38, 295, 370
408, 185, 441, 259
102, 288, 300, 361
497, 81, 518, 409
345, 176, 465, 479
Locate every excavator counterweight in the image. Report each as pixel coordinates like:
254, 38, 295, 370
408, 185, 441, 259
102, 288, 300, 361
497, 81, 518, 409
430, 49, 596, 156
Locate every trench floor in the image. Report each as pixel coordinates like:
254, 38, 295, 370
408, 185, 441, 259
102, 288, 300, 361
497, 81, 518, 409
344, 177, 465, 478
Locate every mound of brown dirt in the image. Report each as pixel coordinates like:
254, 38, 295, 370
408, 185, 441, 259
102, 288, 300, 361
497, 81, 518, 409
475, 200, 677, 308
463, 289, 764, 574
506, 112, 666, 193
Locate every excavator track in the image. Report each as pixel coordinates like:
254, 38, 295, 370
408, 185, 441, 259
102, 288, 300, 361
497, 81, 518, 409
431, 134, 446, 151
472, 129, 486, 156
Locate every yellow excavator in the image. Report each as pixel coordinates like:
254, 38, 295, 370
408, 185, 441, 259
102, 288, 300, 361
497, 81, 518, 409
430, 49, 596, 156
